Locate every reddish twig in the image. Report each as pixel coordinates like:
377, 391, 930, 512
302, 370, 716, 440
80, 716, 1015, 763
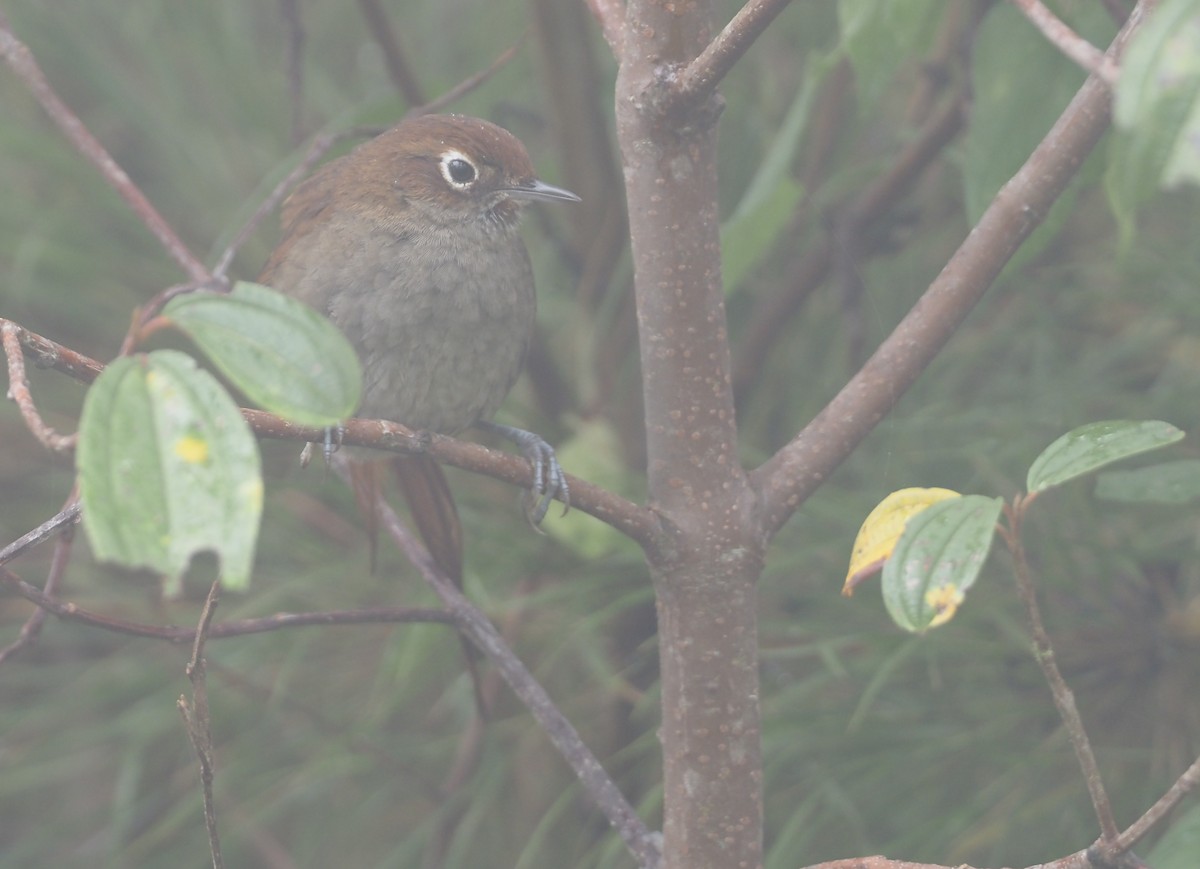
0, 563, 454, 641
0, 322, 661, 548
585, 0, 626, 55
1009, 0, 1120, 86
0, 318, 104, 384
2, 320, 76, 452
352, 456, 662, 869
664, 0, 795, 117
278, 0, 306, 144
0, 15, 208, 283
1003, 500, 1120, 842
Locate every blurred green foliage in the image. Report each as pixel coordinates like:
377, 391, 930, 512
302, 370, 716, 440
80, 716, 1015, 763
1, 1, 1199, 868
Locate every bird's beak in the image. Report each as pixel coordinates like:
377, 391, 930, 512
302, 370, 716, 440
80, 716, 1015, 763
506, 179, 581, 203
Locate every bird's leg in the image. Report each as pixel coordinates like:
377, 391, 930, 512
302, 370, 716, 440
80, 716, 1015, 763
476, 420, 569, 525
298, 424, 345, 469
323, 423, 345, 464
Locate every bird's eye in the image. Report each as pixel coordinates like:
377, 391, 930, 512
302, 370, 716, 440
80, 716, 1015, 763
440, 152, 478, 189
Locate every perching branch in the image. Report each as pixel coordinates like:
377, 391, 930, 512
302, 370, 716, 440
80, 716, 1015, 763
0, 319, 662, 549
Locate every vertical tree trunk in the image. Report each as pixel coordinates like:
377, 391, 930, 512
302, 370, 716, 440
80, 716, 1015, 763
614, 1, 766, 865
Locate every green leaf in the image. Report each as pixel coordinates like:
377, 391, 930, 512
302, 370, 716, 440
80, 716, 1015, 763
1095, 459, 1200, 504
164, 280, 362, 426
1112, 0, 1200, 189
77, 350, 263, 592
1026, 420, 1185, 493
881, 495, 1003, 633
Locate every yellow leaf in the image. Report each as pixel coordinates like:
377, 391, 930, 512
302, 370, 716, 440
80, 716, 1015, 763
843, 487, 961, 596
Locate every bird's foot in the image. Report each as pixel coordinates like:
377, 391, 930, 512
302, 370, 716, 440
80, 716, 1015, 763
299, 424, 345, 468
477, 421, 569, 525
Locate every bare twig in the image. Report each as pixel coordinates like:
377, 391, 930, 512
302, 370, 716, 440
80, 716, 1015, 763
356, 0, 426, 106
754, 2, 1151, 535
2, 320, 77, 452
211, 129, 348, 279
0, 323, 661, 547
178, 581, 224, 869
1010, 0, 1120, 87
410, 37, 525, 117
0, 15, 208, 283
1113, 752, 1200, 851
1003, 500, 1119, 843
352, 456, 662, 869
249, 410, 661, 548
0, 517, 74, 664
0, 503, 82, 566
278, 0, 306, 144
0, 563, 454, 641
0, 318, 104, 384
585, 0, 626, 56
664, 0, 795, 117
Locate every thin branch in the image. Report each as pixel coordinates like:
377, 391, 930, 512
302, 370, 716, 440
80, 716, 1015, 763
801, 855, 1099, 869
211, 129, 349, 280
664, 0, 795, 117
585, 0, 626, 56
253, 410, 662, 549
178, 581, 224, 869
410, 36, 525, 117
0, 503, 82, 566
1010, 0, 1120, 87
278, 0, 306, 144
0, 517, 74, 664
0, 564, 454, 641
753, 2, 1151, 536
1113, 752, 1200, 851
1, 319, 661, 547
352, 456, 662, 869
2, 320, 77, 452
1004, 500, 1119, 842
355, 0, 426, 107
0, 14, 208, 283
0, 318, 104, 384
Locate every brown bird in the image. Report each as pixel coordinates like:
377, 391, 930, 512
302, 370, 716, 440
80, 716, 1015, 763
259, 114, 578, 574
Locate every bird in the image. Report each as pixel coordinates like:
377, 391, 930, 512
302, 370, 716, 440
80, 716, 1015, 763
258, 113, 578, 575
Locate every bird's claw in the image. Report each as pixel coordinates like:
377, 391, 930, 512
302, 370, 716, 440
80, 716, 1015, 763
478, 421, 569, 526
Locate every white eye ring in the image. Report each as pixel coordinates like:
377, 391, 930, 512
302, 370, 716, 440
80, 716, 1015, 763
439, 150, 478, 190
